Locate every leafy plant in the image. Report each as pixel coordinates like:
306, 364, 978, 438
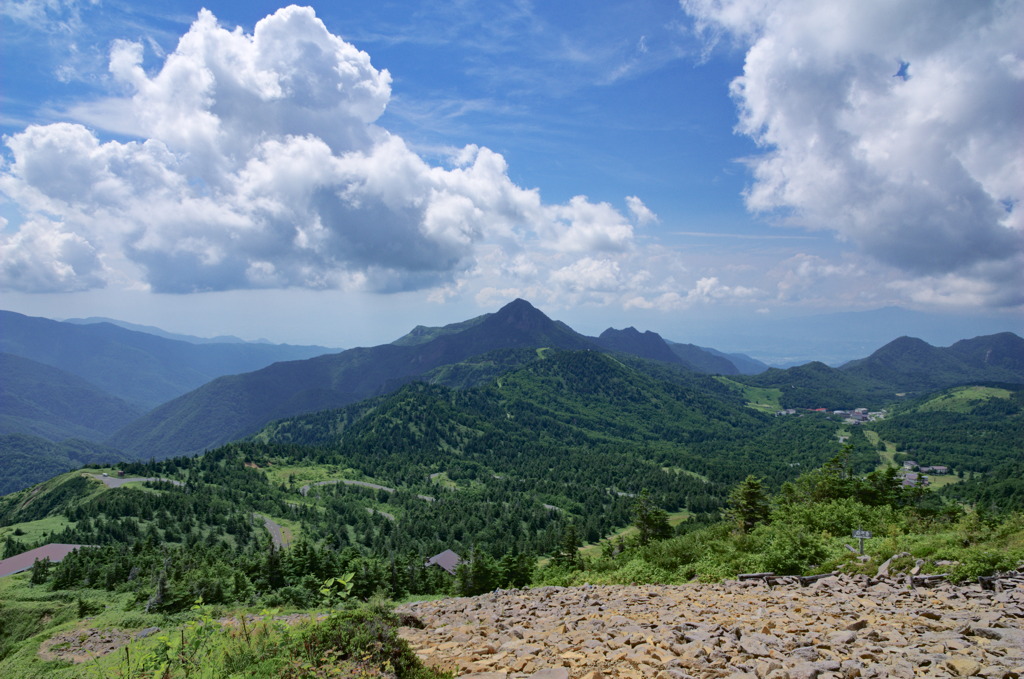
319, 573, 354, 610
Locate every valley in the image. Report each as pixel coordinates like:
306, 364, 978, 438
0, 300, 1022, 677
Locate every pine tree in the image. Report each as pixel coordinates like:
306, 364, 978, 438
550, 523, 583, 570
632, 489, 672, 546
727, 475, 770, 533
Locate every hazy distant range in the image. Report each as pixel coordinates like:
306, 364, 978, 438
670, 307, 1023, 367
64, 306, 1023, 368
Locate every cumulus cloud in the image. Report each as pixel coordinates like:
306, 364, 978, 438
0, 216, 106, 292
0, 5, 644, 294
625, 195, 658, 226
683, 0, 1024, 307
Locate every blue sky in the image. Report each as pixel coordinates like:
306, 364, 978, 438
1, 0, 1021, 358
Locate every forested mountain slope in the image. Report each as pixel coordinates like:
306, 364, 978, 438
107, 300, 685, 459
256, 349, 846, 500
841, 332, 1024, 391
738, 332, 1024, 408
0, 348, 850, 614
735, 361, 891, 409
0, 434, 126, 496
0, 353, 141, 441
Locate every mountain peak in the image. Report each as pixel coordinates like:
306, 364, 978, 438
595, 326, 681, 364
599, 326, 643, 340
490, 299, 551, 329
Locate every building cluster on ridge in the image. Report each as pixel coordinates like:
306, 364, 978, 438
773, 407, 887, 424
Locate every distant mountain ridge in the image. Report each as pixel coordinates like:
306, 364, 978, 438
0, 310, 339, 409
841, 332, 1024, 391
64, 316, 258, 345
105, 300, 752, 459
0, 353, 142, 441
107, 299, 599, 458
94, 303, 1024, 458
4, 300, 1022, 493
594, 327, 683, 365
739, 332, 1024, 408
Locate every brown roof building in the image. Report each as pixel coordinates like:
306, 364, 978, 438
0, 544, 88, 578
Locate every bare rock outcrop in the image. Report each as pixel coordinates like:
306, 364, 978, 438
397, 576, 1023, 679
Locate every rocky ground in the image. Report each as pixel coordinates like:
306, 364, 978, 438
37, 626, 160, 664
396, 576, 1024, 679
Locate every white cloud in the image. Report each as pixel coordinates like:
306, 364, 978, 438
773, 253, 858, 300
687, 275, 760, 303
626, 195, 658, 226
1, 6, 643, 295
683, 0, 1024, 308
550, 257, 624, 293
0, 216, 106, 292
545, 196, 635, 253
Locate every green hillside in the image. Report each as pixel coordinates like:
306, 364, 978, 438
1, 348, 1022, 676
0, 436, 127, 496
0, 353, 141, 441
735, 361, 891, 409
0, 349, 852, 614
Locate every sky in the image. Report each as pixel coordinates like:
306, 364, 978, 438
1, 0, 1022, 358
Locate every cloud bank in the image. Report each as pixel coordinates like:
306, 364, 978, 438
0, 6, 641, 294
683, 0, 1024, 307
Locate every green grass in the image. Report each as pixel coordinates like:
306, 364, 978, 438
261, 463, 389, 490
924, 474, 961, 489
0, 575, 160, 678
0, 573, 450, 679
428, 472, 458, 490
916, 386, 1012, 413
715, 377, 782, 412
577, 510, 692, 560
662, 467, 709, 483
0, 516, 75, 544
862, 430, 899, 470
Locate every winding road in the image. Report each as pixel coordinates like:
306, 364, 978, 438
299, 479, 434, 502
87, 474, 183, 489
254, 513, 290, 549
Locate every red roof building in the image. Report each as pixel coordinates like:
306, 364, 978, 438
0, 544, 88, 578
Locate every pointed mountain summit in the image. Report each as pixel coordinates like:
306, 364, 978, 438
483, 299, 595, 349
107, 299, 597, 458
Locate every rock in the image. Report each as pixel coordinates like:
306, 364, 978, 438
526, 670, 569, 679
741, 637, 772, 657
792, 646, 820, 662
755, 659, 784, 678
946, 658, 984, 676
828, 631, 857, 646
395, 582, 1018, 679
789, 663, 821, 679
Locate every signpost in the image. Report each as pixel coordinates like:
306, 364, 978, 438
852, 529, 872, 555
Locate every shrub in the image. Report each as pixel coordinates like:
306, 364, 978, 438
755, 523, 834, 575
948, 549, 1024, 582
